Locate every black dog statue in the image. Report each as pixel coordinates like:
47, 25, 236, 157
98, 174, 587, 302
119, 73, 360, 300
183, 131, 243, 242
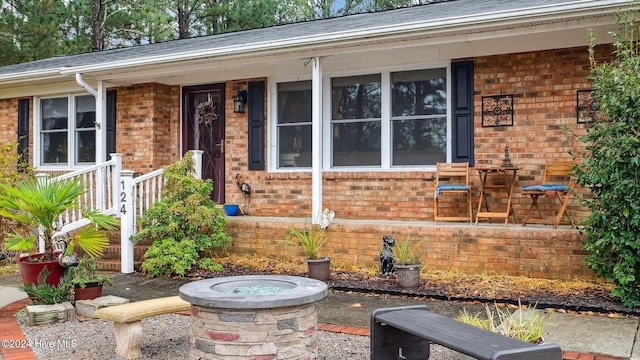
379, 235, 396, 277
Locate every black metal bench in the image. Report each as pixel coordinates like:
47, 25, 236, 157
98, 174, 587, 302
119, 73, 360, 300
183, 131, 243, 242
371, 305, 562, 360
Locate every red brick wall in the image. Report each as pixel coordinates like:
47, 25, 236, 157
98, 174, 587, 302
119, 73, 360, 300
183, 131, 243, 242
473, 45, 611, 222
0, 45, 612, 223
226, 217, 591, 280
114, 83, 181, 173
0, 98, 19, 145
223, 46, 609, 223
0, 47, 605, 280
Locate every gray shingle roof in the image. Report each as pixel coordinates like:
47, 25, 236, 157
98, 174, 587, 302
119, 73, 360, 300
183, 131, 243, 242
0, 0, 628, 78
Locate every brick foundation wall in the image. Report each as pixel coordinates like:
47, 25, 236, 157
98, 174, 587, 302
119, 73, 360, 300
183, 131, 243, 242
226, 217, 591, 281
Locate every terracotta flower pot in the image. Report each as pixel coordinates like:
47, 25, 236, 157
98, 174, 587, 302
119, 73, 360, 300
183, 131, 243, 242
74, 283, 103, 300
17, 253, 66, 286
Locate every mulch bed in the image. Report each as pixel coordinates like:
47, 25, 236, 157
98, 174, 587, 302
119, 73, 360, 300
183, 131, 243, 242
188, 260, 640, 317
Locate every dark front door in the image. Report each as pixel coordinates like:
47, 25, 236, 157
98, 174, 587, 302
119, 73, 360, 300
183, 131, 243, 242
182, 84, 225, 203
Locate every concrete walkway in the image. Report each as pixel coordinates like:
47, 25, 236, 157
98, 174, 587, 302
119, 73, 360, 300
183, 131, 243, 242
1, 273, 638, 360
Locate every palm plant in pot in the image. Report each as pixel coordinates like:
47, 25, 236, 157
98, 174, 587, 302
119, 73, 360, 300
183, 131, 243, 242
393, 236, 423, 288
0, 177, 119, 286
286, 209, 334, 281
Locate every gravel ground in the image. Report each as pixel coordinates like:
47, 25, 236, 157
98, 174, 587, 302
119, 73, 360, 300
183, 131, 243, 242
17, 312, 458, 359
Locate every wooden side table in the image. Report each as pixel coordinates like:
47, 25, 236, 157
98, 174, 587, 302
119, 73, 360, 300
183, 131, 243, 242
474, 166, 519, 227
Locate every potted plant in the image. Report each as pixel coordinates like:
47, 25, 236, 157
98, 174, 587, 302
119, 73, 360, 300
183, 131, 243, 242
0, 177, 119, 286
19, 266, 74, 305
456, 301, 551, 346
286, 209, 334, 281
393, 236, 422, 288
69, 257, 113, 300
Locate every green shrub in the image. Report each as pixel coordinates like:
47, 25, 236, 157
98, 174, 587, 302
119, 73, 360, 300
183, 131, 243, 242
198, 257, 224, 272
131, 152, 231, 277
572, 8, 640, 308
0, 141, 32, 252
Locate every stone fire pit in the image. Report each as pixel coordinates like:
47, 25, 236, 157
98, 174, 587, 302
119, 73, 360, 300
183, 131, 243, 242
179, 275, 328, 360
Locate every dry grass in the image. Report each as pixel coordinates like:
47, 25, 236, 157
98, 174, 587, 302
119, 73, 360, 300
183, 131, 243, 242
212, 255, 612, 300
419, 267, 613, 299
0, 263, 17, 276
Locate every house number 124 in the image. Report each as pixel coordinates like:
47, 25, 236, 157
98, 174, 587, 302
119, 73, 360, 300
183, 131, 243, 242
120, 180, 127, 214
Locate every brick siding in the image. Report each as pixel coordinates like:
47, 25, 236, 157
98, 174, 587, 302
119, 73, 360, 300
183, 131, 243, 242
0, 45, 614, 280
226, 217, 590, 280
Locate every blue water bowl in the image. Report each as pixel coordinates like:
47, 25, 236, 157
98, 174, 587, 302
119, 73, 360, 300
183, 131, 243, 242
223, 204, 240, 216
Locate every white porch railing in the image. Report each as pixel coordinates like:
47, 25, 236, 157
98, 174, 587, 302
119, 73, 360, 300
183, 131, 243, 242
44, 154, 123, 253
46, 150, 203, 274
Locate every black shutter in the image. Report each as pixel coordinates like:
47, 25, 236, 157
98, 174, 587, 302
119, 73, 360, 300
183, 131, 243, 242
451, 61, 475, 166
17, 99, 29, 170
247, 81, 265, 170
106, 90, 116, 159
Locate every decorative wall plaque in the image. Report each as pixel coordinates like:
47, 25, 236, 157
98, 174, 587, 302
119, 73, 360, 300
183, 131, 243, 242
482, 95, 514, 127
577, 89, 599, 123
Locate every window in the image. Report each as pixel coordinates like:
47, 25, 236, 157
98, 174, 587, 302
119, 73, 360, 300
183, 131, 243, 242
277, 81, 312, 168
272, 66, 448, 171
391, 69, 447, 166
39, 94, 96, 166
330, 69, 446, 168
331, 74, 382, 167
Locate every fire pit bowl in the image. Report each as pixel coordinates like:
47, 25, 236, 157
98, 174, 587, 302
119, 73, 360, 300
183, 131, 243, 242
179, 275, 328, 359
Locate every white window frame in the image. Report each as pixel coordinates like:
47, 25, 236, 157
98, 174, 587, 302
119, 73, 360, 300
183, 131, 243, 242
34, 93, 96, 170
269, 62, 451, 172
269, 76, 313, 172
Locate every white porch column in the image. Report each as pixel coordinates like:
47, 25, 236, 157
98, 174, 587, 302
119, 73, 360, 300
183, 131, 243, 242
95, 80, 106, 164
311, 57, 323, 223
111, 153, 123, 216
120, 170, 135, 273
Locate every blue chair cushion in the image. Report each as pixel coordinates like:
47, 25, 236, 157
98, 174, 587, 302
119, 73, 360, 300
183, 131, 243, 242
435, 184, 469, 198
521, 183, 569, 192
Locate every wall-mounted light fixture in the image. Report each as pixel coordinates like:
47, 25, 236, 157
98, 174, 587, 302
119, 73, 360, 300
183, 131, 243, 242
233, 90, 248, 113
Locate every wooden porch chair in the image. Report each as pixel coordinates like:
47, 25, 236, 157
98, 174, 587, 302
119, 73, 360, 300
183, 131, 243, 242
433, 162, 472, 224
520, 161, 575, 228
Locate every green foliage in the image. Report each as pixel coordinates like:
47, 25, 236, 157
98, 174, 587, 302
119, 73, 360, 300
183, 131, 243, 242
68, 257, 112, 288
0, 177, 118, 260
456, 301, 550, 344
1, 0, 417, 66
19, 267, 74, 305
393, 236, 422, 265
131, 152, 231, 277
0, 141, 31, 248
286, 220, 329, 260
0, 141, 31, 189
572, 7, 640, 308
456, 308, 493, 329
198, 257, 224, 272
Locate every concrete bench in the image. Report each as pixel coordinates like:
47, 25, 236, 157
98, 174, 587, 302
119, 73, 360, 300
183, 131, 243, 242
371, 305, 562, 360
93, 296, 191, 360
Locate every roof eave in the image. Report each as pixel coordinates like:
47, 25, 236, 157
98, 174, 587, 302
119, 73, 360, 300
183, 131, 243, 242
0, 0, 632, 86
